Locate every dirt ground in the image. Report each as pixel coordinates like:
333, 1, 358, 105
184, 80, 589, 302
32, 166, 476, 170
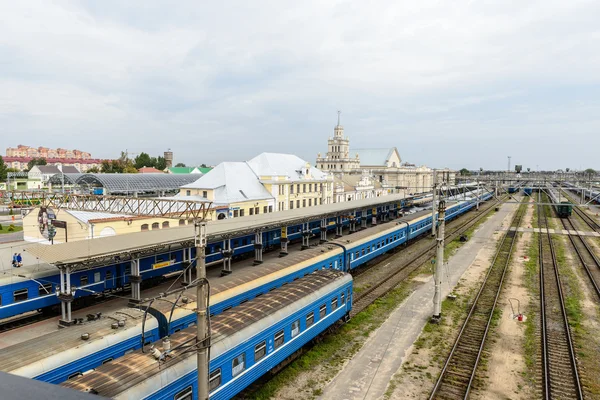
554, 217, 600, 397
473, 199, 534, 399
384, 200, 520, 399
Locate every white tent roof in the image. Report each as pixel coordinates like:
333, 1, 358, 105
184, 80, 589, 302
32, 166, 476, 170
247, 152, 329, 180
181, 162, 273, 204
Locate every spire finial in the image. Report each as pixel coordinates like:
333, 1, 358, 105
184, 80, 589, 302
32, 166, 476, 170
337, 110, 341, 126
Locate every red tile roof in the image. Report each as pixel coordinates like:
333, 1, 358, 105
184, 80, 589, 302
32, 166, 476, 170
137, 167, 164, 173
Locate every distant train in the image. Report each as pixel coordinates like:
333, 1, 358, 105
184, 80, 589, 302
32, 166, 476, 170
2, 191, 494, 386
546, 188, 573, 218
62, 269, 353, 400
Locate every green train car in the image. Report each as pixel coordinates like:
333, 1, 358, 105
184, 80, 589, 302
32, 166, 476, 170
555, 201, 573, 218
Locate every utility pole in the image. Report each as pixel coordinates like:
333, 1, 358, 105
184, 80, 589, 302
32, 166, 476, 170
477, 168, 481, 210
431, 169, 437, 237
432, 200, 446, 320
195, 221, 209, 400
508, 156, 511, 174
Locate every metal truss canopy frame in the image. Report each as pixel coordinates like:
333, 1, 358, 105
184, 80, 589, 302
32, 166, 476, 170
25, 193, 418, 272
1, 190, 211, 219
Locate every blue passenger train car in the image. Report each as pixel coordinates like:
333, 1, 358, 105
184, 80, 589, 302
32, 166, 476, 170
62, 270, 353, 400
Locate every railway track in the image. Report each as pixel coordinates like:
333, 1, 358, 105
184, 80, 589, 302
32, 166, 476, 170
352, 196, 505, 316
559, 215, 600, 301
0, 310, 46, 333
538, 193, 583, 400
560, 189, 600, 233
428, 198, 526, 400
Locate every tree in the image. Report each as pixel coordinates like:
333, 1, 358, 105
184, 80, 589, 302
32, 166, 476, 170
584, 168, 596, 175
86, 166, 100, 173
26, 157, 47, 171
459, 168, 471, 176
200, 163, 208, 168
134, 152, 154, 169
175, 162, 186, 168
0, 155, 7, 181
155, 156, 167, 171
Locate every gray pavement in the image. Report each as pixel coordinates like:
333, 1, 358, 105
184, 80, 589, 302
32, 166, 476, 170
319, 201, 518, 400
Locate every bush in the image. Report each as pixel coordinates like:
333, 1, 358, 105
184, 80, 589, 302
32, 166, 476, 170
8, 224, 15, 232
0, 223, 3, 230
9, 208, 13, 215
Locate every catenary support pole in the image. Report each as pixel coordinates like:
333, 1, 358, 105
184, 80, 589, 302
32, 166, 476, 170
432, 200, 446, 320
280, 226, 289, 256
195, 221, 209, 400
431, 170, 437, 237
477, 169, 481, 210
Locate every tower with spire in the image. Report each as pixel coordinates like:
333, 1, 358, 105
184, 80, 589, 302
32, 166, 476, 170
316, 111, 360, 174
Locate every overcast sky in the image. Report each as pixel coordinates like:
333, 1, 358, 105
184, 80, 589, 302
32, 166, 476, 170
1, 1, 599, 171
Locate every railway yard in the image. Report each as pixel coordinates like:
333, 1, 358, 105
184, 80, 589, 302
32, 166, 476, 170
1, 182, 600, 400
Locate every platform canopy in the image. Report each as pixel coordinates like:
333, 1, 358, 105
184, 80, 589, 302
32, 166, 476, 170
48, 173, 85, 185
74, 173, 199, 194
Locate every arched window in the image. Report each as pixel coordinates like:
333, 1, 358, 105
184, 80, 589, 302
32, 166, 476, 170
152, 222, 160, 230
141, 224, 149, 231
162, 221, 169, 228
179, 219, 186, 226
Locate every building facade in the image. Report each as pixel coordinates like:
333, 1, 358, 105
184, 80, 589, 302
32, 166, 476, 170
4, 145, 100, 172
6, 145, 92, 160
316, 115, 456, 196
179, 153, 334, 220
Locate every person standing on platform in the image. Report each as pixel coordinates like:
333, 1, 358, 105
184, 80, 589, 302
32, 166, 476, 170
16, 253, 22, 267
12, 253, 18, 268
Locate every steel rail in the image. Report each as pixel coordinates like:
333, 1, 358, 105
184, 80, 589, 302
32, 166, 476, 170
560, 216, 600, 301
538, 192, 583, 400
428, 197, 526, 400
352, 196, 505, 314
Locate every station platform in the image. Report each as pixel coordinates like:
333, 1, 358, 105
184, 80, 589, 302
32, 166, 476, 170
0, 226, 348, 349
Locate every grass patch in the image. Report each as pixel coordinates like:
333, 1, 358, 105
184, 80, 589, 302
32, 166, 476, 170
443, 210, 495, 262
522, 232, 539, 377
247, 270, 421, 399
0, 224, 22, 234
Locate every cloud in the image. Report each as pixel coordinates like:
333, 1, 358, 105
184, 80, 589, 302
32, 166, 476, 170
1, 0, 599, 170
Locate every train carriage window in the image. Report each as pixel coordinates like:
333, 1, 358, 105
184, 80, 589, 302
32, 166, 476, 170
232, 353, 246, 377
13, 288, 28, 302
174, 386, 193, 400
355, 251, 359, 259
306, 312, 314, 328
67, 372, 82, 380
80, 275, 88, 286
209, 368, 222, 391
291, 320, 300, 338
331, 297, 338, 311
106, 270, 112, 281
329, 262, 332, 268
94, 272, 101, 283
341, 293, 345, 304
38, 283, 53, 296
255, 341, 267, 362
274, 330, 285, 349
319, 304, 327, 319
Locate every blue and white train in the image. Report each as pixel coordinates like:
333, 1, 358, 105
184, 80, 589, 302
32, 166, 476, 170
62, 269, 353, 400
2, 191, 493, 386
0, 208, 383, 320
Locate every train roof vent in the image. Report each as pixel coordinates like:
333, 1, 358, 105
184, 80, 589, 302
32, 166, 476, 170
118, 320, 125, 327
111, 322, 119, 329
81, 333, 90, 341
182, 296, 189, 304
